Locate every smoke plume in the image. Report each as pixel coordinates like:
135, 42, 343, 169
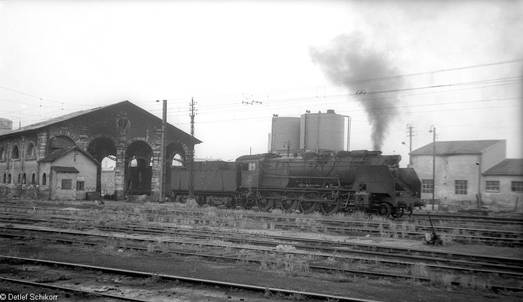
310, 33, 403, 151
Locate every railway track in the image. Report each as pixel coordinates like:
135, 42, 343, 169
0, 255, 379, 302
1, 206, 522, 246
3, 202, 523, 228
1, 222, 523, 291
0, 277, 147, 301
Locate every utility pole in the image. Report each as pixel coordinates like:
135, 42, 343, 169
189, 98, 196, 198
429, 126, 436, 210
158, 99, 167, 202
407, 124, 414, 166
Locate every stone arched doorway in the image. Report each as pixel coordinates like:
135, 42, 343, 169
165, 142, 186, 191
125, 140, 153, 195
87, 137, 117, 198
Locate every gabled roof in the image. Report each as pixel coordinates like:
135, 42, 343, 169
410, 140, 503, 156
39, 146, 99, 165
0, 100, 201, 144
483, 159, 523, 176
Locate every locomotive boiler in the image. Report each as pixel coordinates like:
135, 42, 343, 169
168, 150, 421, 217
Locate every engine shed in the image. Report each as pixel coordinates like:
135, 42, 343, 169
0, 100, 200, 201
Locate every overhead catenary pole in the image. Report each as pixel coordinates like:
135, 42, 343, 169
407, 124, 414, 166
430, 126, 436, 211
159, 99, 167, 202
189, 98, 196, 198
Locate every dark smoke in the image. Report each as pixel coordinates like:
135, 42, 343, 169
310, 33, 403, 151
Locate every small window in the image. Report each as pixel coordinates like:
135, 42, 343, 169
76, 181, 85, 191
42, 173, 47, 185
31, 173, 36, 184
485, 180, 500, 192
455, 180, 468, 195
61, 179, 72, 190
11, 145, 19, 159
248, 162, 257, 171
2, 173, 6, 184
7, 173, 11, 184
22, 173, 26, 184
512, 181, 523, 192
422, 179, 434, 193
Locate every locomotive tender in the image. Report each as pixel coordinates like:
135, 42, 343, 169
169, 150, 421, 217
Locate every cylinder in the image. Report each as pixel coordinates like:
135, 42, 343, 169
300, 110, 345, 152
271, 117, 300, 155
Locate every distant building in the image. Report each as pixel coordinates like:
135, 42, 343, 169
0, 101, 200, 201
0, 118, 13, 135
410, 140, 506, 207
482, 159, 523, 210
269, 110, 349, 155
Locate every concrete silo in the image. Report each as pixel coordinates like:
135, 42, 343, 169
270, 116, 300, 156
0, 118, 13, 135
300, 110, 346, 152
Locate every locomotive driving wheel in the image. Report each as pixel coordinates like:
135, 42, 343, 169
320, 193, 339, 215
299, 192, 318, 214
378, 203, 392, 217
256, 192, 274, 211
281, 192, 297, 211
242, 193, 256, 210
391, 207, 404, 218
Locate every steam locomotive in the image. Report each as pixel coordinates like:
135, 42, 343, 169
168, 150, 421, 217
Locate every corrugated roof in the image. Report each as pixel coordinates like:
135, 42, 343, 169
0, 100, 201, 144
410, 140, 503, 156
483, 159, 523, 176
51, 166, 79, 173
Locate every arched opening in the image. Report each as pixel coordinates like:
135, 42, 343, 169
3, 173, 6, 184
172, 154, 184, 166
31, 173, 36, 184
8, 173, 11, 184
12, 145, 19, 159
87, 137, 117, 198
47, 136, 76, 154
165, 142, 186, 195
125, 140, 153, 195
22, 173, 26, 184
17, 173, 21, 184
42, 173, 47, 186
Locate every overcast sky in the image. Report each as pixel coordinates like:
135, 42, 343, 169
0, 0, 522, 164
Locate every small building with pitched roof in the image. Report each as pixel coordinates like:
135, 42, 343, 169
410, 140, 506, 207
482, 159, 523, 210
38, 146, 98, 200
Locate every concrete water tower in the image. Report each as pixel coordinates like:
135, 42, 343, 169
270, 115, 300, 155
0, 118, 13, 135
300, 109, 346, 152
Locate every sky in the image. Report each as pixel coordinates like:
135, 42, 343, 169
0, 0, 522, 165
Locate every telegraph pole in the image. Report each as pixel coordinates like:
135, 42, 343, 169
407, 124, 414, 166
188, 98, 196, 198
429, 126, 436, 210
158, 99, 167, 202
